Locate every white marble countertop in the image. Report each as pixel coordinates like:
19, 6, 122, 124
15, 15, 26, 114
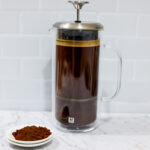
0, 111, 150, 150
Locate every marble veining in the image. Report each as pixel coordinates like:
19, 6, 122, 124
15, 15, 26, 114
0, 111, 150, 150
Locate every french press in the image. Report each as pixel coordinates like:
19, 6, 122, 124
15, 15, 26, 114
51, 1, 122, 132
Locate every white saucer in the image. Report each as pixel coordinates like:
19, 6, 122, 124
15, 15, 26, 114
7, 138, 52, 147
6, 125, 53, 147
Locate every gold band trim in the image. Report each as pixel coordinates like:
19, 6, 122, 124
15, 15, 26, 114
56, 95, 97, 102
56, 39, 100, 47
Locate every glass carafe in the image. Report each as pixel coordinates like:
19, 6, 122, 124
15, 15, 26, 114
51, 1, 122, 132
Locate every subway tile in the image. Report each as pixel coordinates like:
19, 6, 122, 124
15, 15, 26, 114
122, 60, 134, 81
39, 37, 52, 57
21, 59, 51, 79
100, 39, 134, 81
0, 13, 19, 33
0, 0, 149, 112
134, 60, 150, 81
0, 59, 19, 79
100, 101, 150, 113
101, 37, 118, 48
0, 99, 51, 111
0, 98, 51, 110
100, 59, 118, 81
2, 80, 40, 99
0, 48, 2, 56
81, 12, 98, 22
40, 0, 75, 11
118, 0, 150, 13
21, 12, 59, 34
40, 0, 117, 12
118, 39, 150, 59
0, 38, 2, 53
101, 81, 150, 102
0, 81, 3, 98
59, 11, 98, 22
98, 14, 137, 36
2, 37, 39, 57
40, 81, 51, 99
138, 16, 150, 37
100, 59, 133, 81
84, 0, 117, 12
116, 81, 150, 102
1, 0, 38, 10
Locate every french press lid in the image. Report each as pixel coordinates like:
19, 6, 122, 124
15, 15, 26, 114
53, 1, 103, 31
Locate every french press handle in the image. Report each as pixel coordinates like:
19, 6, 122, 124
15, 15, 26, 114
101, 44, 122, 101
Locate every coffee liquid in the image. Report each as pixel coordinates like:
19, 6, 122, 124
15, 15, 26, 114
55, 30, 100, 128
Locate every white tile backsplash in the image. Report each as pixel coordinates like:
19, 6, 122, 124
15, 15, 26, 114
2, 80, 40, 99
138, 15, 150, 37
40, 81, 51, 99
59, 11, 98, 22
118, 0, 150, 13
0, 99, 51, 110
100, 59, 118, 81
118, 39, 150, 59
101, 80, 150, 103
98, 14, 137, 36
83, 0, 117, 12
134, 60, 150, 81
114, 81, 150, 102
21, 12, 59, 34
0, 59, 19, 79
0, 13, 19, 33
1, 0, 38, 10
40, 0, 117, 12
21, 59, 51, 79
39, 37, 52, 57
1, 36, 39, 57
0, 81, 3, 99
40, 0, 73, 11
0, 0, 1, 8
0, 0, 149, 112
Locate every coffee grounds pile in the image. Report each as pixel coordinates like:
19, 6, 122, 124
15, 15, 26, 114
12, 125, 52, 141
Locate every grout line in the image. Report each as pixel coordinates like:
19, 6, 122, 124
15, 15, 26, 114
135, 15, 140, 38
18, 58, 22, 80
15, 10, 60, 14
38, 0, 42, 10
103, 35, 150, 39
0, 48, 3, 56
98, 12, 139, 16
38, 37, 43, 57
1, 34, 150, 39
17, 57, 51, 60
0, 56, 51, 60
0, 79, 51, 82
39, 79, 46, 99
0, 47, 4, 57
0, 9, 149, 16
19, 12, 22, 34
130, 60, 135, 82
0, 9, 150, 16
0, 0, 2, 9
116, 0, 120, 12
132, 59, 136, 81
37, 37, 40, 57
0, 55, 150, 62
0, 34, 52, 37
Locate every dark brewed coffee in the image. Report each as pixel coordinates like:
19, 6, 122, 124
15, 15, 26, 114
55, 29, 100, 128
